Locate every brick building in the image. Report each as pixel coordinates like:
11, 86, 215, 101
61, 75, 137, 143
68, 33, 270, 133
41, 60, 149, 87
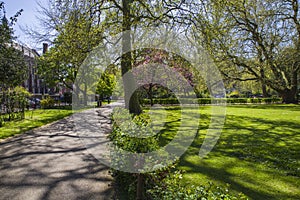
12, 43, 50, 98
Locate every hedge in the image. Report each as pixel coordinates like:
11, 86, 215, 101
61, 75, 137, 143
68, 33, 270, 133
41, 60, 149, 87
40, 96, 55, 109
140, 98, 282, 105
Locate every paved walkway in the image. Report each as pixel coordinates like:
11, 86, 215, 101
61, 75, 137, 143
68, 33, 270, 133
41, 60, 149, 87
0, 103, 120, 200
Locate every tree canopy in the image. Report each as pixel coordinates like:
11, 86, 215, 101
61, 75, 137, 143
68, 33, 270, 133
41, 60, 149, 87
193, 0, 300, 103
32, 1, 300, 199
0, 2, 26, 89
35, 0, 299, 112
96, 71, 116, 100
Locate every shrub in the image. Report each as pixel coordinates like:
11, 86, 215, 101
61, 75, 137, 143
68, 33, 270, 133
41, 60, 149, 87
109, 108, 161, 198
40, 96, 55, 109
228, 90, 240, 98
140, 98, 180, 105
147, 167, 248, 200
226, 98, 248, 104
198, 98, 211, 104
0, 86, 30, 126
141, 97, 282, 105
262, 97, 281, 104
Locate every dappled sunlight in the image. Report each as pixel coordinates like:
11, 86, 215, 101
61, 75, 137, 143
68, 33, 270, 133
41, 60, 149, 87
149, 104, 300, 199
0, 110, 113, 199
0, 109, 74, 139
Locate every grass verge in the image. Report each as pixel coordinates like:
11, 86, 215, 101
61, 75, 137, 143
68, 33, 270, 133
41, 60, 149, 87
0, 108, 74, 140
147, 104, 300, 200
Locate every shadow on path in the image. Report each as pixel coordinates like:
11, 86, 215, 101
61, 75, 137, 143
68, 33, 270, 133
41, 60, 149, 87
0, 105, 117, 200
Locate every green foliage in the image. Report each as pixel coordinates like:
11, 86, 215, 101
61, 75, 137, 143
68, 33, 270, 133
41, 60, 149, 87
149, 105, 300, 199
148, 170, 247, 200
228, 90, 240, 98
109, 107, 159, 153
96, 72, 116, 100
12, 86, 31, 109
0, 2, 26, 89
37, 7, 103, 92
0, 46, 26, 88
0, 2, 22, 43
140, 98, 180, 105
40, 96, 55, 109
109, 107, 246, 199
109, 107, 160, 198
140, 98, 282, 105
195, 0, 300, 103
0, 86, 30, 127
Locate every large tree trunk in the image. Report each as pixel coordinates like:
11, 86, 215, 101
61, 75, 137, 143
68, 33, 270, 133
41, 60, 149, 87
83, 83, 88, 106
136, 174, 144, 200
280, 88, 298, 104
260, 69, 269, 97
122, 0, 142, 115
147, 84, 154, 106
122, 0, 143, 199
280, 66, 299, 104
261, 83, 269, 98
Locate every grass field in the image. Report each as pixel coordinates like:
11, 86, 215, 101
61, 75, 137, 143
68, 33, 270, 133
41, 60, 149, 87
147, 104, 300, 200
0, 108, 74, 139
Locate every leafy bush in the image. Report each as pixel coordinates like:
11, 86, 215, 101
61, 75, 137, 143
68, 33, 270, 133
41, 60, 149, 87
147, 169, 248, 200
227, 98, 248, 104
140, 98, 180, 105
109, 107, 161, 198
262, 97, 281, 104
228, 90, 240, 98
0, 86, 30, 126
109, 107, 159, 152
40, 96, 55, 109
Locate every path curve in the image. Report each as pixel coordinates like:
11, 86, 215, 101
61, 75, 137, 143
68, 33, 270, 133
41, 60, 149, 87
0, 104, 117, 200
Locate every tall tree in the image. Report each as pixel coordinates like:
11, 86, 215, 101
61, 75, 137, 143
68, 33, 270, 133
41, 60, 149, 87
35, 0, 197, 111
194, 0, 300, 103
37, 2, 103, 104
0, 2, 26, 89
96, 69, 117, 103
120, 0, 142, 114
35, 2, 201, 199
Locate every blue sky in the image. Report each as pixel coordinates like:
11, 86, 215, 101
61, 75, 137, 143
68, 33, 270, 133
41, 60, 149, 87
3, 0, 46, 49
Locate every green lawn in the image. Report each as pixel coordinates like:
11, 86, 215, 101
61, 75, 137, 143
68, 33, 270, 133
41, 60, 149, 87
147, 104, 300, 200
0, 108, 74, 139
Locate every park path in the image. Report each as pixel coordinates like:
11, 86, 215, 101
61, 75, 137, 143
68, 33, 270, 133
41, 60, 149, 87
0, 102, 122, 200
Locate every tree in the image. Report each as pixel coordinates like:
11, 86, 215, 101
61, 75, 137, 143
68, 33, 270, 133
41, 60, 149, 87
194, 0, 300, 103
34, 1, 202, 199
0, 86, 30, 125
96, 71, 116, 103
0, 2, 28, 124
133, 48, 199, 105
0, 2, 25, 89
35, 0, 199, 111
98, 1, 196, 198
37, 3, 103, 104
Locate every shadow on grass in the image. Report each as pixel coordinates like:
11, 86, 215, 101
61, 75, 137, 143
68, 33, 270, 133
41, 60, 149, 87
227, 104, 300, 111
33, 113, 74, 125
0, 109, 75, 140
180, 112, 300, 200
219, 115, 300, 174
150, 105, 300, 199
